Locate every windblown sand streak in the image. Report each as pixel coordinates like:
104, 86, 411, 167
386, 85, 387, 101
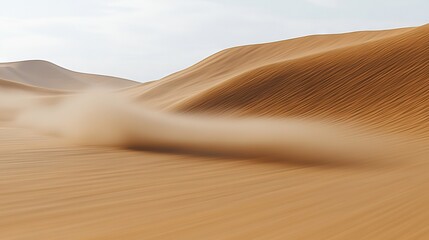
11, 92, 390, 166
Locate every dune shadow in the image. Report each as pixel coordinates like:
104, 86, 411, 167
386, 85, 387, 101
126, 145, 371, 169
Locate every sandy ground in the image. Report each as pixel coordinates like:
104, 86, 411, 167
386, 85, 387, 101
1, 124, 429, 239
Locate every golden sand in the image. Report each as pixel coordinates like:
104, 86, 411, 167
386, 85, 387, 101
1, 24, 428, 239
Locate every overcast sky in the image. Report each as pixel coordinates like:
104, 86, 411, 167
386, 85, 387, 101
1, 0, 428, 82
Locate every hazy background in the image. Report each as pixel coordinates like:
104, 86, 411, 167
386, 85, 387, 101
1, 0, 428, 82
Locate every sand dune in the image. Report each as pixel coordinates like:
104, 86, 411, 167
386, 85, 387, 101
0, 60, 138, 91
1, 24, 429, 239
0, 78, 63, 94
176, 24, 429, 135
126, 26, 411, 107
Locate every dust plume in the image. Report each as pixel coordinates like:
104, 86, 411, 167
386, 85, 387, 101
8, 91, 389, 166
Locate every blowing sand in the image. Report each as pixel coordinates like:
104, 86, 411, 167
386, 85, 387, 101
1, 24, 429, 239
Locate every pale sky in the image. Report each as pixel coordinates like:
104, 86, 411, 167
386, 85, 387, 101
1, 0, 428, 82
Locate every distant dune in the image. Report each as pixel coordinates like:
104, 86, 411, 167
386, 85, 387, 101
0, 25, 428, 239
0, 60, 138, 91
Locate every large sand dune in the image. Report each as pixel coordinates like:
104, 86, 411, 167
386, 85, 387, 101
126, 26, 411, 107
176, 24, 429, 134
1, 25, 428, 239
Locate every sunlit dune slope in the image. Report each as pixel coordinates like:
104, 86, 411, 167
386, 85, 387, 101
127, 26, 412, 107
0, 60, 138, 91
173, 24, 429, 135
